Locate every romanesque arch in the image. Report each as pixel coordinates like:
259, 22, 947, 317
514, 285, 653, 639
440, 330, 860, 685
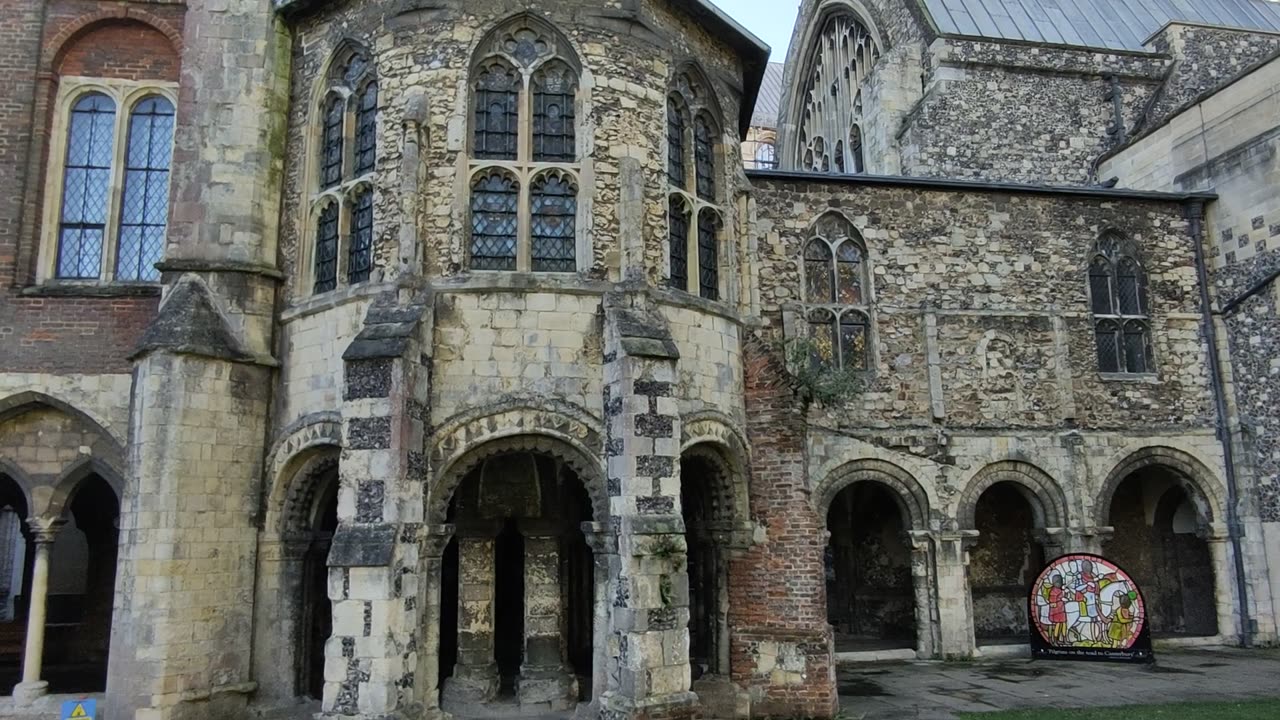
957, 460, 1069, 531
263, 413, 343, 537
1095, 445, 1225, 527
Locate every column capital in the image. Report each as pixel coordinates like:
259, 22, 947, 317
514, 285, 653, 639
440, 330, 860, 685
423, 523, 455, 558
581, 521, 618, 555
25, 517, 65, 545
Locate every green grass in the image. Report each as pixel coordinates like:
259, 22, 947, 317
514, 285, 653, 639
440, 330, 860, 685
957, 700, 1280, 720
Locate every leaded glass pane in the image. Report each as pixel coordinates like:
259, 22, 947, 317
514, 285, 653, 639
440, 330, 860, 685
474, 63, 519, 161
804, 239, 834, 303
836, 240, 863, 304
532, 64, 575, 162
668, 197, 689, 291
697, 209, 720, 301
1124, 321, 1151, 374
667, 99, 687, 188
839, 312, 868, 370
694, 114, 715, 201
116, 97, 174, 282
348, 191, 374, 284
354, 81, 378, 177
1095, 321, 1121, 374
470, 171, 518, 270
808, 309, 836, 369
531, 173, 576, 272
849, 126, 865, 174
1090, 256, 1114, 315
314, 203, 339, 293
57, 93, 115, 279
1117, 258, 1146, 316
321, 95, 344, 189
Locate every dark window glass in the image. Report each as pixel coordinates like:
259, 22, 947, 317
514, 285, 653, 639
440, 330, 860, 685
668, 197, 689, 290
470, 171, 518, 270
530, 173, 576, 272
474, 63, 519, 161
116, 96, 174, 282
321, 95, 344, 189
1089, 256, 1114, 315
57, 93, 116, 279
667, 99, 686, 188
1117, 257, 1145, 316
804, 239, 833, 303
697, 209, 720, 301
808, 309, 837, 369
834, 140, 845, 174
1095, 320, 1122, 374
1124, 321, 1150, 374
314, 202, 339, 293
694, 114, 716, 201
348, 191, 374, 284
840, 311, 869, 370
354, 81, 378, 176
532, 64, 575, 162
835, 240, 864, 305
850, 125, 865, 174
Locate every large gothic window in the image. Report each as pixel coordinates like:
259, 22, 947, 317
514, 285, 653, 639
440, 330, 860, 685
468, 20, 581, 273
307, 43, 379, 295
667, 70, 725, 301
802, 213, 872, 370
1089, 231, 1154, 375
796, 13, 879, 174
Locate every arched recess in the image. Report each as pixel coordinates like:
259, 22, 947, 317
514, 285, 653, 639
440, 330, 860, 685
263, 414, 344, 536
43, 12, 182, 72
1094, 446, 1224, 528
957, 460, 1069, 531
44, 456, 126, 520
813, 458, 928, 529
0, 465, 31, 648
0, 392, 124, 462
468, 11, 582, 75
681, 412, 751, 522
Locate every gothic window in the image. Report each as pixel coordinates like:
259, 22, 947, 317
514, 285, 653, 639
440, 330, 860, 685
468, 20, 581, 272
1089, 231, 1154, 375
753, 141, 777, 170
306, 43, 379, 295
802, 213, 872, 371
57, 94, 116, 279
116, 96, 175, 282
796, 12, 879, 174
667, 69, 726, 300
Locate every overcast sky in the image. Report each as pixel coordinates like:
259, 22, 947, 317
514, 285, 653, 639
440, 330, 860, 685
709, 0, 799, 61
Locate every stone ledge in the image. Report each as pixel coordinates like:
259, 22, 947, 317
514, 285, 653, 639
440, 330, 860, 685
20, 282, 161, 298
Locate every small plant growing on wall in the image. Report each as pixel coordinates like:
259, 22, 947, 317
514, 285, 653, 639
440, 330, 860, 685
779, 335, 867, 409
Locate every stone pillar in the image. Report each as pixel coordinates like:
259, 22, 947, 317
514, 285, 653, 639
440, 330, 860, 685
444, 529, 499, 704
935, 531, 979, 658
582, 523, 618, 712
1068, 526, 1113, 556
1034, 528, 1069, 560
519, 523, 577, 711
414, 524, 455, 719
1206, 525, 1238, 640
600, 290, 698, 720
905, 531, 939, 659
13, 519, 60, 706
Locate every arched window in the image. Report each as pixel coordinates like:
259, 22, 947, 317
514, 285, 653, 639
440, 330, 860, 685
57, 94, 116, 279
753, 141, 777, 170
796, 13, 879, 174
1088, 232, 1154, 374
667, 69, 726, 301
307, 43, 379, 295
801, 213, 873, 371
467, 19, 581, 273
116, 97, 175, 282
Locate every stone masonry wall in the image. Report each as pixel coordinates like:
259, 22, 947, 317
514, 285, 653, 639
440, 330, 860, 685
1143, 25, 1280, 133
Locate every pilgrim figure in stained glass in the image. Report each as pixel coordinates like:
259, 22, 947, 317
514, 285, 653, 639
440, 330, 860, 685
1031, 554, 1149, 659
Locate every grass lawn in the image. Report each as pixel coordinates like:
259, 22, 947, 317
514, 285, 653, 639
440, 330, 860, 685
958, 700, 1280, 719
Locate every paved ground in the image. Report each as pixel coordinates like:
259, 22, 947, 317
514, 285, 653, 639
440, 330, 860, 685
837, 648, 1280, 719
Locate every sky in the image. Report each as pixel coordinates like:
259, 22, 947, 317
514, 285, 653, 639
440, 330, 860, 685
707, 0, 799, 61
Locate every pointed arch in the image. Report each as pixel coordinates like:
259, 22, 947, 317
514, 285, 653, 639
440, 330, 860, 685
672, 61, 725, 132
469, 11, 582, 74
44, 455, 125, 519
0, 459, 35, 517
0, 391, 124, 458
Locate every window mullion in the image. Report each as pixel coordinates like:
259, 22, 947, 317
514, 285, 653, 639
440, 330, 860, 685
102, 96, 131, 283
687, 198, 699, 295
518, 169, 532, 272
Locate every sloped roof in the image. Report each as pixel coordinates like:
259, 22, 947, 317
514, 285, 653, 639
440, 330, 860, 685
922, 0, 1280, 51
751, 63, 786, 129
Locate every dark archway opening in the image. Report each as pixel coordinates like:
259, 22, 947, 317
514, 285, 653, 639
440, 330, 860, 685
0, 475, 29, 695
1103, 470, 1217, 637
825, 482, 916, 652
681, 455, 722, 679
493, 518, 525, 696
971, 482, 1045, 644
299, 465, 338, 700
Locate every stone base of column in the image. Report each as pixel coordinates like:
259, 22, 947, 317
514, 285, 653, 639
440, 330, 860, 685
690, 675, 749, 720
517, 664, 578, 711
599, 690, 701, 720
12, 681, 48, 707
441, 663, 499, 705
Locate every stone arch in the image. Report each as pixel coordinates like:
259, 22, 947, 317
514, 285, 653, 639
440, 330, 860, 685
957, 461, 1068, 531
470, 11, 583, 73
1095, 445, 1225, 527
42, 9, 183, 71
264, 413, 344, 530
0, 458, 35, 516
0, 392, 124, 458
44, 455, 125, 520
814, 458, 929, 531
671, 61, 726, 130
278, 452, 341, 540
681, 411, 751, 523
427, 404, 606, 525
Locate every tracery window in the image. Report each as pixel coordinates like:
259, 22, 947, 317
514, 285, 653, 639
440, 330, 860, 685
796, 13, 879, 174
307, 43, 379, 295
667, 71, 725, 300
467, 21, 581, 273
43, 85, 176, 283
802, 213, 872, 370
1089, 231, 1153, 375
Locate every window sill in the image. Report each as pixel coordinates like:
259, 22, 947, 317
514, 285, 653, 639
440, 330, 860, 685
281, 280, 396, 323
21, 281, 161, 298
1098, 372, 1159, 383
650, 286, 743, 325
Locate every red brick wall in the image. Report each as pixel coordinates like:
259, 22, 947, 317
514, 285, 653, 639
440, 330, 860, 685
729, 334, 838, 719
55, 20, 180, 81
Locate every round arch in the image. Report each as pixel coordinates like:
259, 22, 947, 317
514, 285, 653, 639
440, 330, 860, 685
43, 11, 183, 72
681, 411, 751, 523
814, 458, 930, 530
1095, 445, 1225, 527
264, 415, 344, 533
957, 460, 1068, 531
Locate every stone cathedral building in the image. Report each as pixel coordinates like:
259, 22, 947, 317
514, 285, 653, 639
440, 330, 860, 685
2, 0, 1280, 718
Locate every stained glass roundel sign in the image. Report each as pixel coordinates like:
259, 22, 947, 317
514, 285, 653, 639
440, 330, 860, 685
1028, 553, 1153, 663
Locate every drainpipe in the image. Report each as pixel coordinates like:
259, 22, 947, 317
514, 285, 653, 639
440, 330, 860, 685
1186, 200, 1252, 647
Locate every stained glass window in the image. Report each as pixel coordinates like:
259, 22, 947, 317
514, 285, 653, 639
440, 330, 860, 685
348, 190, 374, 284
835, 240, 864, 305
694, 114, 716, 202
667, 98, 687, 188
668, 196, 689, 291
840, 311, 869, 370
57, 93, 116, 279
354, 81, 378, 177
697, 209, 720, 301
532, 64, 575, 162
805, 239, 834, 303
808, 308, 837, 369
321, 94, 344, 189
115, 97, 174, 282
531, 173, 576, 272
470, 171, 519, 270
314, 202, 339, 293
1089, 233, 1153, 374
474, 62, 519, 161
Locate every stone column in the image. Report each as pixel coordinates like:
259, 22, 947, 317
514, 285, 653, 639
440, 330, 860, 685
13, 519, 61, 706
600, 290, 698, 720
582, 522, 618, 712
905, 530, 939, 659
935, 530, 979, 658
1034, 528, 1069, 560
518, 522, 576, 711
1206, 524, 1238, 641
1067, 526, 1113, 556
444, 528, 499, 704
415, 524, 455, 719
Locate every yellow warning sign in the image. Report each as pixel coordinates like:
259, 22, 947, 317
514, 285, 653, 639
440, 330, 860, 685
61, 699, 96, 720
69, 706, 88, 718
